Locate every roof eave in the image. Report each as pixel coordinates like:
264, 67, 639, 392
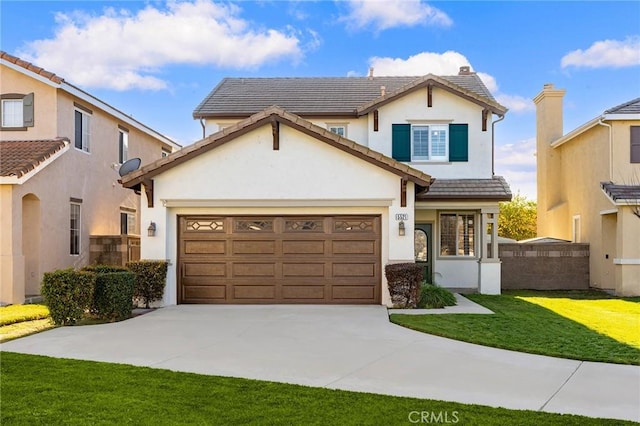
0, 139, 70, 185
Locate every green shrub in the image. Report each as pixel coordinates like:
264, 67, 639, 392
127, 260, 168, 308
418, 283, 457, 309
41, 269, 95, 325
82, 264, 129, 274
385, 263, 423, 308
92, 272, 136, 321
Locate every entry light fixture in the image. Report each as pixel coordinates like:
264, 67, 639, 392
147, 221, 157, 237
398, 220, 406, 236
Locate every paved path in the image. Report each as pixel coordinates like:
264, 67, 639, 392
2, 305, 638, 422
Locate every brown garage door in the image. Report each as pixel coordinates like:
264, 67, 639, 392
178, 215, 381, 304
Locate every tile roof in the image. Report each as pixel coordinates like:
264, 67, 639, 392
604, 98, 640, 115
122, 106, 432, 189
601, 182, 640, 202
193, 73, 500, 118
1, 138, 69, 178
0, 51, 64, 84
417, 176, 512, 201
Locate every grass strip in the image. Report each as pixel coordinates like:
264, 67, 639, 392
0, 352, 631, 425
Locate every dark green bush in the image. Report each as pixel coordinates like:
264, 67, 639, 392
92, 272, 136, 321
127, 260, 168, 308
41, 269, 95, 325
385, 263, 423, 308
417, 283, 457, 309
82, 264, 129, 274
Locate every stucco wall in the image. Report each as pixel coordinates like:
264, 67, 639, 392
142, 123, 416, 306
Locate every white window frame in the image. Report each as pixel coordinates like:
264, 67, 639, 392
70, 203, 81, 256
1, 99, 24, 128
120, 211, 136, 235
118, 129, 129, 164
74, 108, 91, 152
327, 124, 347, 137
439, 212, 476, 257
411, 124, 448, 162
572, 215, 581, 243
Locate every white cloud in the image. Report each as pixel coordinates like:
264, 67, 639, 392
367, 51, 534, 114
342, 0, 452, 31
494, 138, 537, 200
561, 36, 640, 69
18, 0, 302, 90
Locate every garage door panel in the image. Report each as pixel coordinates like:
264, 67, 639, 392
282, 240, 325, 254
332, 263, 376, 277
184, 240, 226, 255
183, 263, 226, 277
233, 240, 276, 255
282, 285, 325, 299
184, 285, 226, 300
234, 285, 275, 299
179, 215, 380, 304
232, 263, 276, 277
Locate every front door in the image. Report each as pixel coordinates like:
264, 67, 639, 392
414, 224, 432, 283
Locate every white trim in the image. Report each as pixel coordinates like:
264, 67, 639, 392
614, 258, 640, 265
416, 201, 498, 209
0, 141, 70, 184
161, 198, 395, 208
604, 113, 640, 120
1, 60, 60, 88
551, 113, 640, 148
599, 208, 618, 215
572, 215, 581, 243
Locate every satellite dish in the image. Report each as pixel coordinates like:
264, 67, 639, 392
118, 158, 141, 177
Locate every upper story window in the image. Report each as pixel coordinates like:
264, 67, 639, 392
327, 124, 347, 137
412, 125, 448, 161
631, 126, 640, 163
392, 123, 468, 163
118, 128, 129, 164
440, 212, 475, 257
1, 93, 34, 129
74, 107, 91, 152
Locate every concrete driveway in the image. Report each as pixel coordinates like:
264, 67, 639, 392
2, 305, 638, 422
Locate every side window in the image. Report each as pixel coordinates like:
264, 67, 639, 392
74, 108, 91, 152
631, 126, 640, 163
1, 93, 34, 129
119, 129, 129, 164
120, 211, 136, 235
327, 124, 347, 137
70, 202, 81, 255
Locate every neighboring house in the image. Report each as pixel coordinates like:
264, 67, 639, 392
121, 67, 511, 306
0, 52, 180, 305
535, 84, 640, 296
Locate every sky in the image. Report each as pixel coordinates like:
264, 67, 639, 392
2, 1, 639, 200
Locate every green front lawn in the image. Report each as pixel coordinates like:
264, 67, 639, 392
0, 352, 631, 425
390, 291, 640, 365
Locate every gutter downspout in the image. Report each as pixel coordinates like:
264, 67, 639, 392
596, 117, 612, 181
199, 118, 206, 139
491, 114, 506, 176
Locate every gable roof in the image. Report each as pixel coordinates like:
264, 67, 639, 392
604, 98, 640, 115
1, 138, 69, 182
1, 51, 180, 150
193, 73, 505, 118
121, 106, 432, 189
416, 176, 512, 201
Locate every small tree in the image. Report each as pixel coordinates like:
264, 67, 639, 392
499, 193, 537, 241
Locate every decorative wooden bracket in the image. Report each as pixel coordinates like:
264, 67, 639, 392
373, 110, 379, 132
271, 117, 280, 150
400, 178, 408, 207
427, 84, 433, 108
482, 109, 489, 132
143, 179, 154, 208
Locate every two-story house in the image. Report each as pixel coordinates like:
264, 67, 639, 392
121, 67, 511, 306
0, 52, 180, 305
535, 84, 640, 296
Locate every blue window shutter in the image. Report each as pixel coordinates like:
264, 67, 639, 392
449, 124, 468, 162
392, 124, 411, 161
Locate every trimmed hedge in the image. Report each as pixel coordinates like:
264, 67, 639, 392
92, 272, 136, 321
418, 283, 457, 309
41, 269, 95, 325
385, 263, 423, 308
127, 260, 168, 308
82, 265, 129, 274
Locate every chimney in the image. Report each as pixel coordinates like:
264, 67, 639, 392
380, 85, 386, 97
533, 83, 566, 236
368, 67, 374, 80
458, 66, 473, 75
